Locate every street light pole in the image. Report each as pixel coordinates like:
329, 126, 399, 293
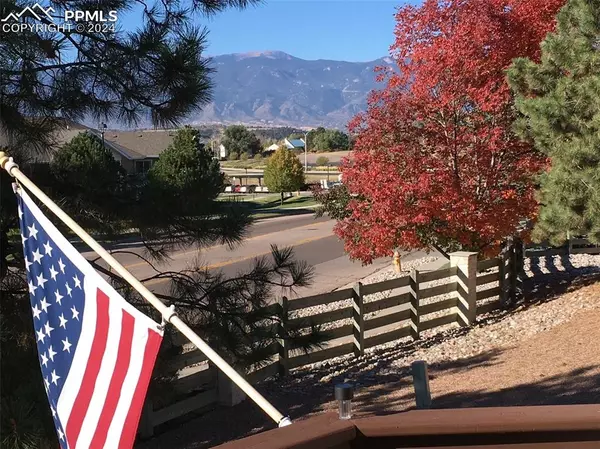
304, 131, 309, 172
99, 122, 106, 147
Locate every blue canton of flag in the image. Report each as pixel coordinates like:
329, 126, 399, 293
17, 186, 163, 449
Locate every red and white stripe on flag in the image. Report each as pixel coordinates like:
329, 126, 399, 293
17, 187, 164, 449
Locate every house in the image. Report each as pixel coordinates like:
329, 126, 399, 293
98, 130, 178, 174
1, 120, 217, 175
266, 143, 280, 152
284, 138, 305, 150
219, 144, 227, 159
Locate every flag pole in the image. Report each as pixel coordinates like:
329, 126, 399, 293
0, 152, 292, 428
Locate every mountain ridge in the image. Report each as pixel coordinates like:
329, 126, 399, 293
186, 51, 394, 129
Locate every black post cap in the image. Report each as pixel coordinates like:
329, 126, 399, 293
335, 383, 354, 401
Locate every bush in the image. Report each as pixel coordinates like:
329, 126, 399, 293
240, 152, 249, 161
228, 151, 239, 161
253, 153, 263, 161
315, 156, 330, 166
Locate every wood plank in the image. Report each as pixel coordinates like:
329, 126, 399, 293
571, 247, 600, 254
570, 238, 593, 245
420, 313, 457, 331
261, 303, 281, 316
420, 298, 458, 316
152, 389, 218, 426
353, 404, 600, 438
322, 324, 354, 341
477, 286, 501, 301
476, 271, 499, 286
173, 367, 215, 394
398, 443, 600, 449
246, 362, 279, 384
364, 309, 411, 331
288, 343, 354, 369
478, 300, 502, 315
288, 288, 353, 311
361, 275, 411, 295
420, 282, 457, 299
364, 326, 411, 348
418, 266, 457, 283
288, 306, 353, 328
157, 349, 208, 376
477, 258, 500, 272
213, 413, 356, 449
525, 247, 567, 257
363, 292, 412, 314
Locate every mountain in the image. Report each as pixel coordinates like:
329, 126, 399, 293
186, 51, 395, 129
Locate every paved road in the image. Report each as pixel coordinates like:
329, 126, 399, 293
86, 214, 425, 299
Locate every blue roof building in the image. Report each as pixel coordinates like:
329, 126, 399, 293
284, 138, 305, 149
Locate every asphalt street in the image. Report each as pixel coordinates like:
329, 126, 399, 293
85, 214, 426, 299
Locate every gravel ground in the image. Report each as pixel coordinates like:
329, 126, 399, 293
137, 253, 600, 449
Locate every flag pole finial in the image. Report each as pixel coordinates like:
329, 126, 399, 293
0, 152, 19, 175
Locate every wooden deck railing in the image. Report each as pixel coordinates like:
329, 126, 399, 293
213, 405, 600, 449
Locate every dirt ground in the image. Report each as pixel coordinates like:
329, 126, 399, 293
137, 280, 600, 449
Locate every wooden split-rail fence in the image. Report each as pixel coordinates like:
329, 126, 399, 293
140, 237, 598, 437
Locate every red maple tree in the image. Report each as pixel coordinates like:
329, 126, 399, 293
337, 0, 564, 263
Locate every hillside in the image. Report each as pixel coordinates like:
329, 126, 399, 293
187, 51, 394, 129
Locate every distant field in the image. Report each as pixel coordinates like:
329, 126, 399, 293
303, 151, 350, 166
219, 150, 351, 169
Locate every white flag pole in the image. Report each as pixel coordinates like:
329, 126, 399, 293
0, 152, 292, 428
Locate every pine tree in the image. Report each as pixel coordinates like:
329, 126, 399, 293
508, 0, 600, 245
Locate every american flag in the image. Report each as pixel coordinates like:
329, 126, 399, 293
16, 187, 164, 449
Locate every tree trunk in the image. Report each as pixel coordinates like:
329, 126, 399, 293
280, 191, 284, 205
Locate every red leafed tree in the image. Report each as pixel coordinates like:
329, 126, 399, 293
337, 0, 564, 263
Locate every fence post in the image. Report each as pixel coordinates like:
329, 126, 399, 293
352, 282, 365, 357
138, 399, 154, 439
217, 367, 246, 407
278, 296, 289, 377
450, 251, 478, 326
410, 269, 421, 340
411, 360, 432, 409
498, 244, 508, 306
509, 240, 519, 304
514, 237, 524, 299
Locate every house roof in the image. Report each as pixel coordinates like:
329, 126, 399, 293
285, 138, 305, 148
2, 121, 211, 162
100, 130, 178, 159
0, 119, 91, 162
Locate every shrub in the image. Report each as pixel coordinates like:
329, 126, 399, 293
315, 156, 330, 166
228, 151, 239, 161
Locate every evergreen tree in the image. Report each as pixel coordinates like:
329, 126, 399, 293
148, 126, 223, 201
264, 148, 305, 205
508, 0, 600, 245
50, 132, 130, 234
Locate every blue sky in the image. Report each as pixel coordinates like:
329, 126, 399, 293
123, 1, 417, 62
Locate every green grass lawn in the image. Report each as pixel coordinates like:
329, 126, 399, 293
220, 159, 267, 169
218, 193, 317, 217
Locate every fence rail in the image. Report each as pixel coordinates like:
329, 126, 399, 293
142, 237, 599, 437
